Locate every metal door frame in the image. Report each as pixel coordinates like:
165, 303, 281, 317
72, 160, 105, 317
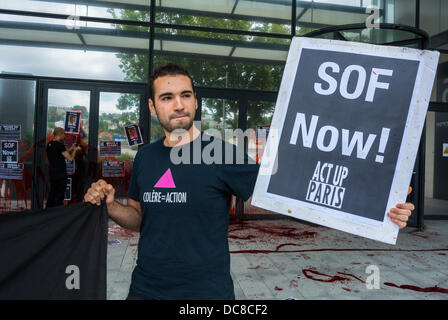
33, 79, 148, 210
196, 86, 278, 218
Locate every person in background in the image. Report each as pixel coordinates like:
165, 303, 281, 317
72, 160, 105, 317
46, 127, 81, 208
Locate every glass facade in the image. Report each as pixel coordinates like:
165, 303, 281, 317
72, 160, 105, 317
0, 0, 447, 218
0, 79, 36, 211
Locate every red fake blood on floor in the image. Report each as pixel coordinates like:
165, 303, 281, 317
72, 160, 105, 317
108, 225, 136, 238
302, 269, 350, 283
228, 221, 317, 242
337, 272, 365, 283
384, 282, 448, 294
289, 280, 298, 288
274, 286, 283, 291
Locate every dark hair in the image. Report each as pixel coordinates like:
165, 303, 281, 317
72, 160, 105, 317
149, 63, 195, 100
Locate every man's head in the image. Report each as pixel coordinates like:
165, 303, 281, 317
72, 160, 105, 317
148, 63, 197, 133
53, 127, 65, 141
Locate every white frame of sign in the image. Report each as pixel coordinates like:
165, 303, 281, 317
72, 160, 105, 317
251, 37, 439, 244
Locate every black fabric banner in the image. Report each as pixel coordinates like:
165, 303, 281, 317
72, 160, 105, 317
0, 202, 107, 299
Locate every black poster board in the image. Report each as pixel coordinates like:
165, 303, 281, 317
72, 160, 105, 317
124, 125, 143, 147
1, 141, 18, 163
99, 141, 121, 157
0, 163, 23, 180
0, 125, 21, 141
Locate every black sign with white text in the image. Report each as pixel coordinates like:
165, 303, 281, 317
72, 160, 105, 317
0, 125, 21, 141
0, 163, 23, 180
1, 141, 18, 163
267, 49, 420, 222
64, 178, 72, 201
102, 161, 125, 178
99, 141, 121, 157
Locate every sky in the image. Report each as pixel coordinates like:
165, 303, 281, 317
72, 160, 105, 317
48, 89, 137, 115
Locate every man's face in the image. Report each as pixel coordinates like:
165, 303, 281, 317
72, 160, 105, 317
56, 131, 65, 141
149, 75, 197, 133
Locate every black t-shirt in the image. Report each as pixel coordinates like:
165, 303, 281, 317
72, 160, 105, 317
46, 140, 67, 178
127, 133, 259, 299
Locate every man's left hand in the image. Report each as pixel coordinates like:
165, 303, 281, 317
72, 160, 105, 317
388, 187, 415, 229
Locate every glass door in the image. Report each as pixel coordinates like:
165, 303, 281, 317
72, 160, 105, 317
97, 91, 144, 205
0, 78, 36, 213
35, 84, 93, 209
35, 81, 148, 210
197, 89, 278, 217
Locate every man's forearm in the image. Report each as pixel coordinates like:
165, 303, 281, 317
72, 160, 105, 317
107, 200, 141, 232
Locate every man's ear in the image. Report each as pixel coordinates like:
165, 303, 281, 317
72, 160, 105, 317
148, 98, 157, 117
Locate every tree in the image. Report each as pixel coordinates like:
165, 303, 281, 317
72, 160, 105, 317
108, 7, 313, 139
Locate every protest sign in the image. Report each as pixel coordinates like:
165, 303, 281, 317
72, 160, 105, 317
102, 161, 125, 178
0, 125, 21, 141
64, 178, 72, 201
99, 141, 121, 157
252, 37, 439, 244
124, 124, 143, 147
0, 163, 23, 180
64, 111, 81, 134
65, 159, 75, 175
1, 141, 18, 163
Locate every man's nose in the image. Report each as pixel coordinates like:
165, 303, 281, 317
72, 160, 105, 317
173, 96, 184, 111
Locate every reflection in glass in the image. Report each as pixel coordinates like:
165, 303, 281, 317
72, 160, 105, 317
99, 92, 140, 203
244, 100, 277, 215
46, 88, 90, 205
0, 79, 35, 212
201, 98, 239, 145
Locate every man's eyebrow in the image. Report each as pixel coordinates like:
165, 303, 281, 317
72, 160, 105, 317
158, 90, 193, 98
158, 92, 173, 99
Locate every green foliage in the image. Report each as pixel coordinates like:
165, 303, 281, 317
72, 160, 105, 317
108, 7, 315, 135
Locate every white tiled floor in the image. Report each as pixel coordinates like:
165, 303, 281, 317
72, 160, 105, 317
107, 218, 448, 300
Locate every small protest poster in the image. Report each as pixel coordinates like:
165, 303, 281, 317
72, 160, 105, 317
0, 163, 23, 180
1, 141, 18, 163
65, 159, 75, 175
64, 111, 81, 134
0, 125, 21, 141
251, 37, 439, 244
102, 161, 125, 178
443, 143, 448, 157
99, 141, 121, 157
124, 124, 143, 147
64, 178, 72, 201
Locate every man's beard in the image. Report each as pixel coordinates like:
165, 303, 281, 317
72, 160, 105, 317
158, 110, 194, 133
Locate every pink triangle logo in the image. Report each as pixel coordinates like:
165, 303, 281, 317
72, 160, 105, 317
154, 168, 176, 188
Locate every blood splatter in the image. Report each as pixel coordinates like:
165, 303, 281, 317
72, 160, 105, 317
289, 280, 298, 288
108, 224, 136, 238
337, 272, 364, 283
384, 282, 448, 294
302, 269, 350, 283
274, 286, 283, 291
230, 247, 448, 255
248, 265, 265, 270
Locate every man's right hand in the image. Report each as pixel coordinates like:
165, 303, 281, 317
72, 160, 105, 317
84, 179, 115, 206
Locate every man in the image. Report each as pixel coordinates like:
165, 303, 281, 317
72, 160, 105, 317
84, 63, 414, 299
46, 127, 81, 208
